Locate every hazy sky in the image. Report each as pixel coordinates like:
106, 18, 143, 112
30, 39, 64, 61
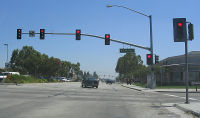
0, 0, 199, 78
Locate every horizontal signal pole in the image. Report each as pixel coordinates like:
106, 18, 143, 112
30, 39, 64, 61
82, 33, 150, 50
21, 32, 150, 51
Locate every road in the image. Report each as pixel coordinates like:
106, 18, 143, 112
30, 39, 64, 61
0, 82, 197, 118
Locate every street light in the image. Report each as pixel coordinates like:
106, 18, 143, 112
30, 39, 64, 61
107, 4, 155, 88
4, 44, 8, 63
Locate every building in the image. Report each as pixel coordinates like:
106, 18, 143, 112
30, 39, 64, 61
158, 51, 200, 86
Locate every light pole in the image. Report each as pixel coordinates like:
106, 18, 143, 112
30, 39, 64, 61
107, 5, 155, 88
4, 44, 8, 63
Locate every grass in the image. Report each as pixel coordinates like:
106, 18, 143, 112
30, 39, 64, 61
156, 85, 199, 89
133, 83, 146, 88
133, 82, 200, 89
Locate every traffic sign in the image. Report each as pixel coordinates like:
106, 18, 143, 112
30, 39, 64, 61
29, 30, 35, 37
120, 48, 135, 53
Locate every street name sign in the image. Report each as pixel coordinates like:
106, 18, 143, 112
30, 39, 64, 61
29, 30, 35, 37
120, 48, 135, 53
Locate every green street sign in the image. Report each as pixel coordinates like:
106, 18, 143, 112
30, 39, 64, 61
29, 30, 35, 37
120, 48, 135, 53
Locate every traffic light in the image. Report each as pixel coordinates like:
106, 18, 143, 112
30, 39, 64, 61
76, 29, 81, 40
173, 18, 187, 42
105, 34, 110, 45
17, 29, 22, 39
188, 23, 194, 40
155, 55, 159, 64
40, 29, 45, 39
147, 54, 153, 65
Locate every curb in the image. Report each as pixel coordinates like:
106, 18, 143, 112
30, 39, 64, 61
174, 104, 200, 117
0, 83, 22, 85
155, 91, 200, 93
0, 83, 16, 85
121, 84, 142, 91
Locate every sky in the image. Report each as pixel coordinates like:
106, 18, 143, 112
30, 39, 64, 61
0, 0, 199, 79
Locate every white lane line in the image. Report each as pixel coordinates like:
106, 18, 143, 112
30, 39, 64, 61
163, 94, 200, 101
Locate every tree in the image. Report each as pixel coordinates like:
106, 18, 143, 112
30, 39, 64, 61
115, 52, 139, 77
93, 72, 98, 78
10, 46, 83, 78
83, 72, 87, 79
10, 46, 41, 75
115, 52, 150, 82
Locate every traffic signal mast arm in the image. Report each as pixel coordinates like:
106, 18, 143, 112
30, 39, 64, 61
82, 33, 151, 51
20, 32, 150, 51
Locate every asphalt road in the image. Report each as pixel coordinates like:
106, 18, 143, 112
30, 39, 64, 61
0, 82, 197, 118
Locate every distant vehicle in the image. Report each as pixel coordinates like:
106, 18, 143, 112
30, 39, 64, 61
0, 72, 20, 81
0, 72, 20, 78
66, 78, 72, 82
58, 77, 72, 82
56, 77, 63, 82
81, 77, 99, 88
106, 79, 113, 84
60, 77, 67, 82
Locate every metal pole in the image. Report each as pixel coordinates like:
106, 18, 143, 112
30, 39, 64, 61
160, 68, 163, 86
6, 44, 8, 63
107, 5, 155, 88
185, 36, 189, 104
4, 44, 8, 63
149, 15, 155, 89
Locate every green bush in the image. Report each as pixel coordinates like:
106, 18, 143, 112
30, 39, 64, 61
2, 75, 58, 83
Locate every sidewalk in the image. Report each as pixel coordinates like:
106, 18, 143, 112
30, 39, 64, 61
121, 84, 200, 93
174, 103, 200, 117
121, 84, 149, 91
121, 84, 200, 117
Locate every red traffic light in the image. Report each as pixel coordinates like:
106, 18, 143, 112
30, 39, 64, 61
40, 29, 44, 32
178, 22, 183, 27
147, 54, 151, 58
105, 34, 110, 45
76, 29, 81, 40
40, 29, 45, 39
105, 35, 110, 39
76, 30, 80, 34
146, 54, 153, 65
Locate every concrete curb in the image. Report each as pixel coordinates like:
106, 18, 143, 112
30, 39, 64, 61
174, 104, 200, 117
0, 83, 16, 85
120, 84, 142, 91
155, 90, 200, 93
0, 83, 22, 86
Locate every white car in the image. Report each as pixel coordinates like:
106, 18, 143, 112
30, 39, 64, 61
0, 72, 20, 79
66, 78, 72, 82
60, 77, 71, 82
61, 78, 72, 82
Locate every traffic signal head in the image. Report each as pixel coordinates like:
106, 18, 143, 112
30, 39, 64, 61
17, 29, 22, 39
188, 23, 194, 40
40, 29, 45, 39
105, 34, 110, 45
147, 54, 153, 65
173, 18, 187, 42
155, 55, 159, 64
76, 29, 81, 40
